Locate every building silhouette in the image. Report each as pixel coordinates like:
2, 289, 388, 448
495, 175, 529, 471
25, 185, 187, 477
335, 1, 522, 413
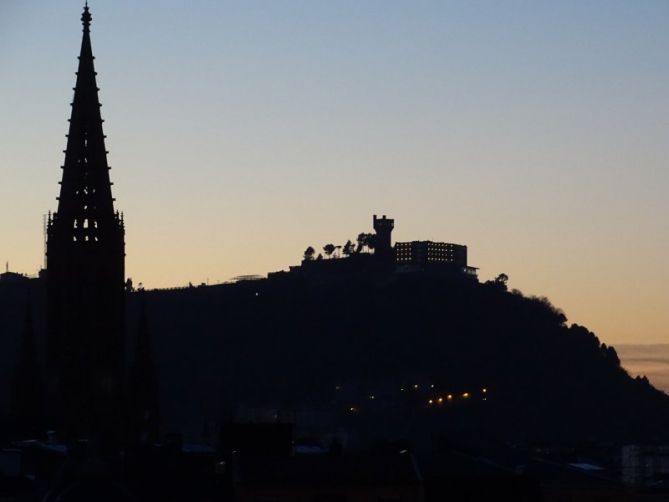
45, 4, 126, 444
395, 241, 467, 267
10, 299, 45, 438
372, 214, 394, 262
127, 298, 161, 446
395, 240, 478, 276
284, 214, 478, 282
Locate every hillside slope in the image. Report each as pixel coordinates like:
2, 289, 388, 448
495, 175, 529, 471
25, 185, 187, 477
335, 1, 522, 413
1, 269, 666, 447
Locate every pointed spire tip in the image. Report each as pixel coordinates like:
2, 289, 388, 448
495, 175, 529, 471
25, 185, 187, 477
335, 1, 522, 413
82, 3, 92, 31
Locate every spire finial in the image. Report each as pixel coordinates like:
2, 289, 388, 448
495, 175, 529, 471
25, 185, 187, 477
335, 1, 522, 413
82, 3, 92, 31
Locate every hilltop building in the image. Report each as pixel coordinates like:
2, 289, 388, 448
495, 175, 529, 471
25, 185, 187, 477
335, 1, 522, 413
372, 214, 478, 277
395, 240, 478, 277
396, 241, 466, 266
284, 214, 478, 280
45, 4, 126, 443
373, 214, 395, 261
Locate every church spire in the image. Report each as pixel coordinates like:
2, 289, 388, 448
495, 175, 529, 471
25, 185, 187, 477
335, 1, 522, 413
52, 3, 119, 245
46, 5, 126, 445
82, 3, 92, 32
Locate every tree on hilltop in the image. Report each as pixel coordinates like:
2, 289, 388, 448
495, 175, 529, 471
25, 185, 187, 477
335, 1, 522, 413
356, 233, 376, 253
323, 244, 336, 259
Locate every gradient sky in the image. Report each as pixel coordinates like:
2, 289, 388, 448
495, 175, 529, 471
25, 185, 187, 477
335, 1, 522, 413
1, 1, 667, 345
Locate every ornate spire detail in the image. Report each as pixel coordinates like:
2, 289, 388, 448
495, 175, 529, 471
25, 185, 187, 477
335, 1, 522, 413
81, 3, 92, 32
50, 3, 120, 247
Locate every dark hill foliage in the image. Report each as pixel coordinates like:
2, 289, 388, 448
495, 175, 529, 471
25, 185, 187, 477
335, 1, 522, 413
131, 267, 669, 446
0, 269, 667, 447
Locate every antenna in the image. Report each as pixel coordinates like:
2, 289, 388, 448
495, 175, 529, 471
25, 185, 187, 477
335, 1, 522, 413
43, 214, 48, 270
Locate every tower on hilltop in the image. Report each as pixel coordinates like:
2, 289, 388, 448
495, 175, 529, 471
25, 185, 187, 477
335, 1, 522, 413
373, 214, 394, 261
46, 4, 125, 443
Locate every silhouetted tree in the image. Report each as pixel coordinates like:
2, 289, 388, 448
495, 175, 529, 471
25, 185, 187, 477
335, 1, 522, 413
602, 344, 621, 365
365, 233, 377, 252
531, 295, 566, 324
485, 273, 509, 291
343, 240, 354, 256
323, 243, 336, 259
303, 246, 315, 261
356, 233, 367, 253
355, 233, 376, 253
495, 273, 509, 286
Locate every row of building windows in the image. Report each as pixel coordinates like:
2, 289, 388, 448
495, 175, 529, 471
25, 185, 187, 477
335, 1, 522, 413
394, 241, 467, 267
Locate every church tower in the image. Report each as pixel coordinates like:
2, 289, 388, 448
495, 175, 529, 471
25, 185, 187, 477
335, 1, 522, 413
46, 4, 125, 442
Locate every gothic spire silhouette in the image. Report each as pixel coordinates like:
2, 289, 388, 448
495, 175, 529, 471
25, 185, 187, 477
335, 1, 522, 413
55, 2, 118, 236
46, 4, 126, 445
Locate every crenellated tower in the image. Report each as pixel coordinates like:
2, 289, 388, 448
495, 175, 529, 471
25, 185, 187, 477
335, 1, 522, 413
46, 4, 125, 442
373, 214, 394, 262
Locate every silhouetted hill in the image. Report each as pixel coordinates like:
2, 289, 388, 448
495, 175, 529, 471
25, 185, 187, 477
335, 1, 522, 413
1, 267, 667, 448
